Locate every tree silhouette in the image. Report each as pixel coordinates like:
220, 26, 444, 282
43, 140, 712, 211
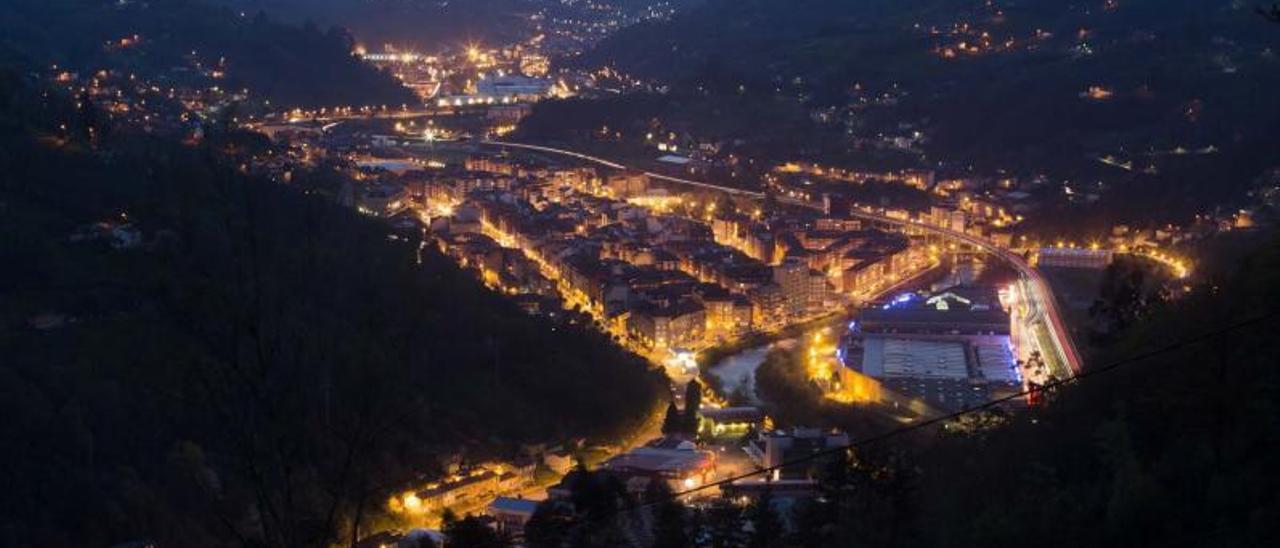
683, 379, 703, 435
442, 511, 509, 548
662, 400, 683, 436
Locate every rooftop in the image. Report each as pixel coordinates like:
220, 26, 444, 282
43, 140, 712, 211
603, 443, 712, 475
488, 497, 539, 515
700, 407, 765, 423
862, 337, 969, 380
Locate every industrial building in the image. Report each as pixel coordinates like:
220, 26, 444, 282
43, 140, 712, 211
842, 286, 1022, 413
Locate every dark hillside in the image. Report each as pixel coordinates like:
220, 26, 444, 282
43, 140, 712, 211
565, 0, 1280, 223
0, 0, 414, 108
0, 70, 664, 546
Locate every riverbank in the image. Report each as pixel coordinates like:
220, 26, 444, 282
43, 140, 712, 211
753, 344, 902, 438
698, 261, 948, 400
698, 312, 849, 398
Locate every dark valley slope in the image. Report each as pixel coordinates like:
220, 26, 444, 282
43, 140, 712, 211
0, 0, 414, 108
565, 0, 1280, 221
0, 68, 664, 546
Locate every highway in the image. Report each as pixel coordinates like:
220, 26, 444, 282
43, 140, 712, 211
480, 141, 767, 197
482, 141, 1083, 377
256, 106, 480, 125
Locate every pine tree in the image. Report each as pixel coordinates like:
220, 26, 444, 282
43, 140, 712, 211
662, 400, 682, 436
683, 379, 703, 435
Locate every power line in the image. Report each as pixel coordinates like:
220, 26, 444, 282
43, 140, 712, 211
597, 309, 1279, 518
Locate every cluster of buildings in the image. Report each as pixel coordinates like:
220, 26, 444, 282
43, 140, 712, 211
596, 437, 718, 492
383, 439, 587, 532
455, 407, 861, 541
768, 165, 1032, 248
457, 405, 769, 541
367, 399, 853, 544
712, 213, 933, 310
47, 51, 245, 142
389, 458, 538, 518
420, 152, 934, 360
361, 41, 565, 108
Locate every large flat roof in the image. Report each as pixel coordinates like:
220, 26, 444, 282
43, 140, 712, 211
862, 338, 969, 380
603, 447, 712, 474
975, 342, 1020, 384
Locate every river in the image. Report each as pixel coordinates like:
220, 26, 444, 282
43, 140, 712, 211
707, 338, 799, 403
707, 256, 992, 405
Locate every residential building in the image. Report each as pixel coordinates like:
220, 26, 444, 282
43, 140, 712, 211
627, 300, 707, 351
1037, 247, 1114, 269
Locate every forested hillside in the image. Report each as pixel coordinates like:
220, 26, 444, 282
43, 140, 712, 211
564, 0, 1280, 222
0, 66, 664, 546
209, 0, 704, 50
0, 0, 413, 108
211, 0, 535, 49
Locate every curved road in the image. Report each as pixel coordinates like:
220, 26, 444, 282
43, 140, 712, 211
480, 141, 1083, 375
481, 141, 766, 198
